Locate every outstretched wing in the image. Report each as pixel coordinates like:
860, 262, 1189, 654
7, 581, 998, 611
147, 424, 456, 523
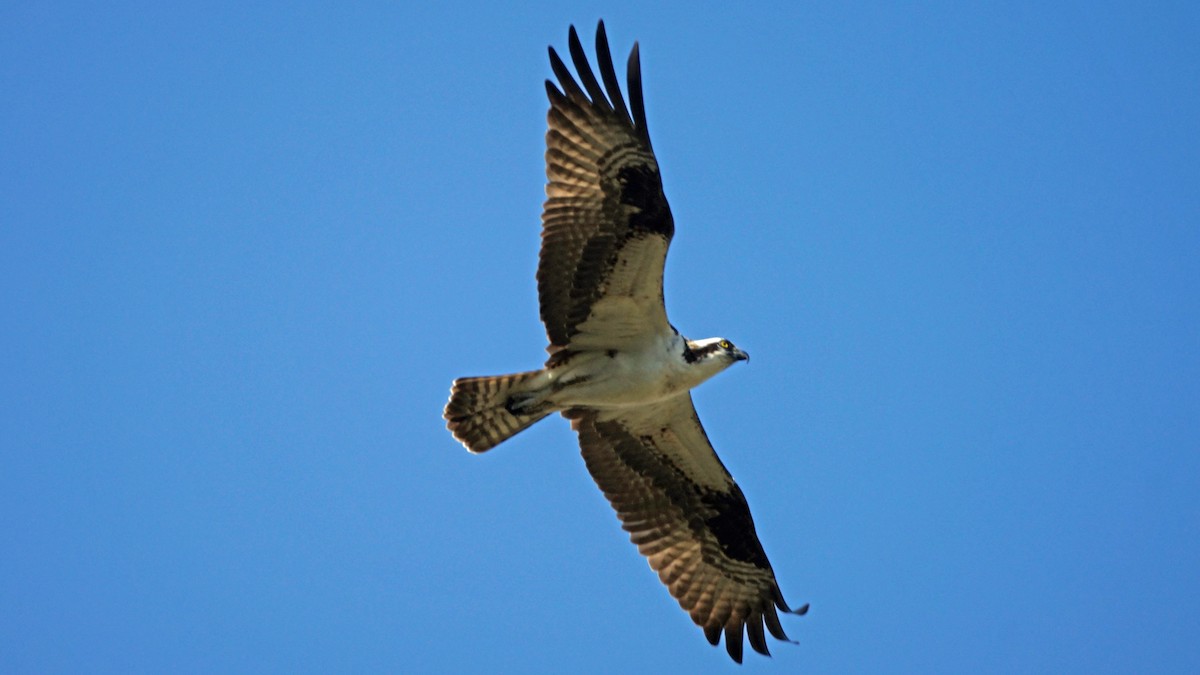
566, 396, 808, 663
540, 22, 674, 355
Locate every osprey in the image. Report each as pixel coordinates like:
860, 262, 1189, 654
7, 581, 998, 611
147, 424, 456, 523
444, 22, 807, 663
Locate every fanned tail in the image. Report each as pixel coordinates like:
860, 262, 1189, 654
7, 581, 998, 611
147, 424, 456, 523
444, 370, 551, 453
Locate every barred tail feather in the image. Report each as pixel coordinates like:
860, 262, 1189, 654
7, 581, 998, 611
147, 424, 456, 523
444, 371, 551, 453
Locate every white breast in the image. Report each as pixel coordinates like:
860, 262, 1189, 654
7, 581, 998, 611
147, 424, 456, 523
548, 329, 695, 408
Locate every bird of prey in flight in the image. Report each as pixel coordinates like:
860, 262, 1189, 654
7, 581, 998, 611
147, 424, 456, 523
444, 21, 807, 663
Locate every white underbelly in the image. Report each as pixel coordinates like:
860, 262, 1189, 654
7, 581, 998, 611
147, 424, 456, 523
548, 343, 688, 408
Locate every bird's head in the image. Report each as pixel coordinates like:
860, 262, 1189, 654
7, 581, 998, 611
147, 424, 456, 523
685, 337, 750, 367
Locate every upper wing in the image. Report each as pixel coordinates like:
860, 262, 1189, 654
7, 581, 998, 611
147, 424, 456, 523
567, 395, 807, 663
539, 22, 675, 354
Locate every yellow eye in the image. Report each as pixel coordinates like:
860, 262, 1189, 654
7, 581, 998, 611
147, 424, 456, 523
719, 340, 732, 350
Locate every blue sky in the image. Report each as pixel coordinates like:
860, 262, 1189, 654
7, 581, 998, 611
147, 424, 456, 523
2, 2, 1198, 673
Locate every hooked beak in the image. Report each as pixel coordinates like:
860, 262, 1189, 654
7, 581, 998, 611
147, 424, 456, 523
734, 348, 750, 363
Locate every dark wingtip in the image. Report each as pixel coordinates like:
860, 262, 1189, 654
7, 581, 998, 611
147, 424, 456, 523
724, 623, 745, 664
747, 616, 771, 657
591, 19, 632, 125
727, 644, 743, 664
567, 24, 583, 63
793, 602, 810, 616
626, 41, 650, 146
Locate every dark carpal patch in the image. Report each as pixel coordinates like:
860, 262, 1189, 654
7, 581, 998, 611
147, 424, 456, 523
699, 487, 772, 569
616, 163, 674, 237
